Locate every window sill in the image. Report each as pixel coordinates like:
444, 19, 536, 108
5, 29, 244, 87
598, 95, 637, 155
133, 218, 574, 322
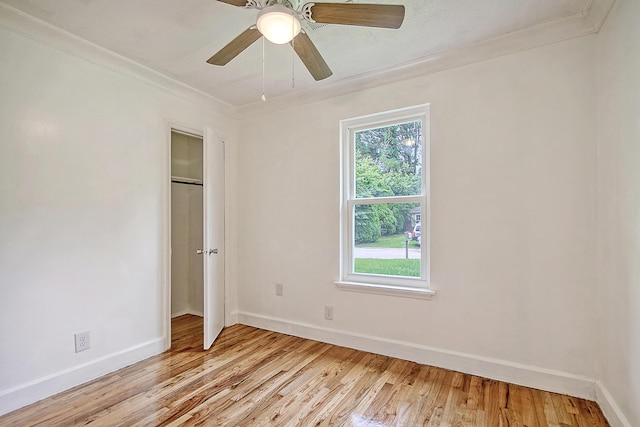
335, 281, 435, 300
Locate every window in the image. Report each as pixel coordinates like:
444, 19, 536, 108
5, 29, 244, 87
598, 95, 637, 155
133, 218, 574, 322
338, 104, 432, 298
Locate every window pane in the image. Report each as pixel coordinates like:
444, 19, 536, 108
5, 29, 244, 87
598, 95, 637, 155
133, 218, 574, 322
355, 120, 422, 198
353, 203, 422, 278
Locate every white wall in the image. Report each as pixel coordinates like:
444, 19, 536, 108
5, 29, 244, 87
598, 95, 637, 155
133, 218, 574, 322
0, 10, 235, 414
596, 0, 640, 425
237, 36, 598, 396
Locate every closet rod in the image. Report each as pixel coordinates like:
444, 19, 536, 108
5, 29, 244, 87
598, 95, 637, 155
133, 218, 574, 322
171, 180, 203, 186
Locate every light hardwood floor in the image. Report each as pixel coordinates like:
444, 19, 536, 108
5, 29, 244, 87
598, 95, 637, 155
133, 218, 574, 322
0, 315, 609, 426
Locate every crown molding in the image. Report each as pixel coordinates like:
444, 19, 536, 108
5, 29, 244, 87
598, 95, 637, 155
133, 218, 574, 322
582, 0, 617, 31
238, 0, 616, 116
0, 0, 615, 118
0, 3, 238, 119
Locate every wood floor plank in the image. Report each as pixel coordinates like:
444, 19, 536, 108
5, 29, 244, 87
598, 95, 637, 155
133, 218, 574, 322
520, 386, 542, 427
324, 354, 394, 425
425, 369, 456, 426
207, 343, 335, 425
0, 315, 610, 427
397, 365, 437, 426
417, 367, 451, 425
531, 387, 551, 427
377, 363, 422, 425
98, 331, 295, 425
301, 353, 379, 426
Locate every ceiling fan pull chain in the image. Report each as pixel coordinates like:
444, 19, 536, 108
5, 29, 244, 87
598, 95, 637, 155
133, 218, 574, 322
261, 36, 266, 101
291, 14, 296, 89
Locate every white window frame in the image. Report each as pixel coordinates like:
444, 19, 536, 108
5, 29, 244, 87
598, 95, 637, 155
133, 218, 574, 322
336, 104, 433, 299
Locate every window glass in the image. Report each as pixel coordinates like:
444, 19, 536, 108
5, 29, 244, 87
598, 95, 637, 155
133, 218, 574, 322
353, 202, 422, 278
355, 120, 422, 198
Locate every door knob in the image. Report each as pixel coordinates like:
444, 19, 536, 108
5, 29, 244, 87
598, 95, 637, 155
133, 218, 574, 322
197, 249, 218, 255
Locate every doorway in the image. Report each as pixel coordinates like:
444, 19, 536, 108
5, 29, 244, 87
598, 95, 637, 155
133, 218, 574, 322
167, 127, 225, 351
171, 130, 204, 324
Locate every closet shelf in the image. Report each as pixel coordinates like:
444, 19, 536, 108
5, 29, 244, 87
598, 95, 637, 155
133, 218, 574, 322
171, 176, 203, 185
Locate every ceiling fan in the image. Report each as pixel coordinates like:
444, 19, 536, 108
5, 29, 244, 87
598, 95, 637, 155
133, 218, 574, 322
207, 0, 405, 81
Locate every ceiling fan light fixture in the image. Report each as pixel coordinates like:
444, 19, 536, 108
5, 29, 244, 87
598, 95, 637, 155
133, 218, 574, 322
402, 138, 416, 147
256, 5, 301, 45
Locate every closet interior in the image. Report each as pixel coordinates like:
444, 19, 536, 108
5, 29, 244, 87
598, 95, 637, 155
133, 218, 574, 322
171, 131, 204, 318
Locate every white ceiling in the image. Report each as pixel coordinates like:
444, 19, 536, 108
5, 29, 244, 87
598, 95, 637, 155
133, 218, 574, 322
0, 0, 606, 107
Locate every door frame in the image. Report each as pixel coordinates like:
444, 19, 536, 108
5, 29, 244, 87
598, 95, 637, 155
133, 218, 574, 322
162, 121, 226, 351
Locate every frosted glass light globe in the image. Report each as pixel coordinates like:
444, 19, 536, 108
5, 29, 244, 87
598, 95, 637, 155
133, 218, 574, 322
256, 5, 302, 45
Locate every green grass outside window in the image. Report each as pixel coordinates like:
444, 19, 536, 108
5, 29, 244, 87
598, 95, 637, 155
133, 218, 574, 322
354, 259, 420, 277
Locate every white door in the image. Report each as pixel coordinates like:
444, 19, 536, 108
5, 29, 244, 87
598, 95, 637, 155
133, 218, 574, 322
202, 128, 225, 350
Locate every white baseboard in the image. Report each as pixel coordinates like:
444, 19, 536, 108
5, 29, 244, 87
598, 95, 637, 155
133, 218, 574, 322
171, 310, 204, 318
226, 310, 239, 326
4, 314, 628, 423
0, 338, 165, 416
595, 381, 633, 427
237, 311, 596, 400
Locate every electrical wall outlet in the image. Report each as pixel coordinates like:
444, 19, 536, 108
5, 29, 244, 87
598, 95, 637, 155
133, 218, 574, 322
75, 331, 90, 353
324, 305, 334, 320
276, 283, 283, 296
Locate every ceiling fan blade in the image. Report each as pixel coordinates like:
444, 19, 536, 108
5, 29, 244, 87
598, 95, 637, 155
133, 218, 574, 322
215, 0, 249, 6
307, 3, 405, 29
207, 27, 261, 66
291, 32, 332, 81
